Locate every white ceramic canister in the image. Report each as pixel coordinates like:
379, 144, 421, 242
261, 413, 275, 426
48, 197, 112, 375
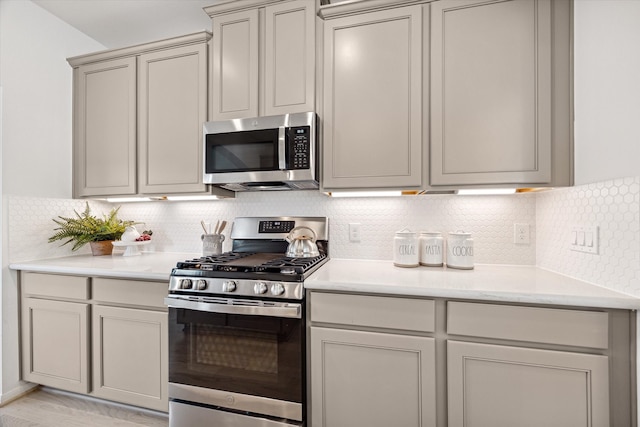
419, 232, 444, 267
393, 229, 419, 267
446, 231, 474, 270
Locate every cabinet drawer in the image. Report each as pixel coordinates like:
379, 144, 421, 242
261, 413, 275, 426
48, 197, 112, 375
447, 302, 609, 349
93, 278, 167, 309
310, 292, 434, 333
22, 272, 89, 300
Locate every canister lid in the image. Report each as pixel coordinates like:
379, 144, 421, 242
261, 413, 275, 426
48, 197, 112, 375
420, 231, 442, 236
448, 231, 471, 237
395, 228, 416, 236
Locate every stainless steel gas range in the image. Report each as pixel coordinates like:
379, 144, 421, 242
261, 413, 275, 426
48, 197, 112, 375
166, 217, 329, 427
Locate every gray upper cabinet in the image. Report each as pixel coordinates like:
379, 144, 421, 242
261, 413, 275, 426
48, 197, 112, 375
264, 1, 316, 116
207, 0, 316, 121
319, 0, 572, 191
73, 57, 137, 197
138, 43, 208, 194
321, 4, 424, 190
68, 32, 224, 198
430, 0, 572, 187
210, 9, 259, 120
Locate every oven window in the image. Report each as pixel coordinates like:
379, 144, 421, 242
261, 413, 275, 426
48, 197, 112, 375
205, 129, 279, 173
169, 307, 303, 403
194, 326, 277, 374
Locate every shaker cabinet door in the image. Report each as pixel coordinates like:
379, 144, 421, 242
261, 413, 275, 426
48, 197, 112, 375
211, 9, 259, 120
92, 305, 168, 412
264, 0, 316, 116
322, 6, 423, 190
74, 57, 137, 197
310, 327, 436, 427
430, 0, 553, 186
447, 341, 610, 427
138, 43, 208, 194
22, 298, 90, 394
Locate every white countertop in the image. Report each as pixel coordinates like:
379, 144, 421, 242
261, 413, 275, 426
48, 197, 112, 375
305, 259, 640, 310
10, 255, 640, 310
9, 252, 200, 281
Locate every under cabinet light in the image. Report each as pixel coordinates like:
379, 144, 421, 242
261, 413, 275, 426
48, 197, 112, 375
105, 197, 153, 203
456, 189, 516, 195
165, 195, 222, 201
328, 191, 403, 198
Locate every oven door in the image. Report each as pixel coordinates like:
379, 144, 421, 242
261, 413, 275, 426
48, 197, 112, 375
166, 296, 304, 422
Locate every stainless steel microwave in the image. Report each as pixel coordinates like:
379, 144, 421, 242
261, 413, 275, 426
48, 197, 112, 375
203, 112, 318, 191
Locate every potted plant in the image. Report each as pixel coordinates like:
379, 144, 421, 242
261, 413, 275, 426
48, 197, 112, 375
48, 202, 137, 255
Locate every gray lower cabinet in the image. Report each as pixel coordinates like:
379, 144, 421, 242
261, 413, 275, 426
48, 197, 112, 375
309, 293, 635, 427
309, 292, 437, 427
91, 277, 169, 412
19, 272, 168, 412
311, 327, 436, 427
21, 273, 90, 394
447, 341, 609, 427
22, 297, 90, 394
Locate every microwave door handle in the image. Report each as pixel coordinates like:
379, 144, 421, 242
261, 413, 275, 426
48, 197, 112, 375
278, 126, 286, 170
165, 296, 301, 319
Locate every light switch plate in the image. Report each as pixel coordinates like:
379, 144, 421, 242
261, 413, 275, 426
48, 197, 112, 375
570, 225, 599, 254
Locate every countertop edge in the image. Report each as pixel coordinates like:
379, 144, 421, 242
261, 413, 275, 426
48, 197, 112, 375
10, 263, 171, 282
304, 282, 640, 310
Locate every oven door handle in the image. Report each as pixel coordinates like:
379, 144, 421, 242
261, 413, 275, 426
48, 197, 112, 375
165, 297, 302, 319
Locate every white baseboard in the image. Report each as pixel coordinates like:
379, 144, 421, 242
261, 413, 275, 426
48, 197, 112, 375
0, 382, 39, 406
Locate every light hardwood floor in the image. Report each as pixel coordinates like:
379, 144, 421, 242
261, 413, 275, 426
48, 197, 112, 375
0, 387, 168, 427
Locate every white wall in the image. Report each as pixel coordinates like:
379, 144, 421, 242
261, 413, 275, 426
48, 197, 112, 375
0, 0, 104, 402
574, 0, 640, 185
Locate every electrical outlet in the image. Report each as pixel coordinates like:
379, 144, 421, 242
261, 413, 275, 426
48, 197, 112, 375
514, 223, 530, 244
349, 223, 361, 242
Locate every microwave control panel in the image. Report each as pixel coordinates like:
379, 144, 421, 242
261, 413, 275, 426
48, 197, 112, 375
286, 126, 311, 170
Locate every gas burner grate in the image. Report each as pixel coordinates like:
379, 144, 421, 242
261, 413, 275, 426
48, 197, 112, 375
262, 254, 328, 273
174, 252, 328, 276
176, 252, 254, 269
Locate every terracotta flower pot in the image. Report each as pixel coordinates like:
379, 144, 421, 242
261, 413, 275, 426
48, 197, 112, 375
89, 240, 114, 256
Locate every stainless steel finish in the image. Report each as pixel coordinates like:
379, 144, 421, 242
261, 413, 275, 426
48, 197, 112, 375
285, 226, 320, 258
169, 383, 303, 422
169, 401, 301, 427
230, 216, 329, 241
165, 295, 302, 319
271, 283, 285, 296
169, 276, 305, 300
254, 282, 268, 294
222, 280, 236, 292
195, 279, 207, 290
278, 126, 286, 170
203, 112, 317, 191
180, 278, 192, 289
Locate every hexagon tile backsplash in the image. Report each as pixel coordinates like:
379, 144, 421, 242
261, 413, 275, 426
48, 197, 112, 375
536, 176, 640, 296
8, 191, 537, 266
7, 175, 640, 296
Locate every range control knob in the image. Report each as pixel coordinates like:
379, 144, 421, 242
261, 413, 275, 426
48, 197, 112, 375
222, 281, 237, 292
270, 283, 285, 296
196, 279, 207, 291
180, 279, 193, 290
254, 282, 268, 295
